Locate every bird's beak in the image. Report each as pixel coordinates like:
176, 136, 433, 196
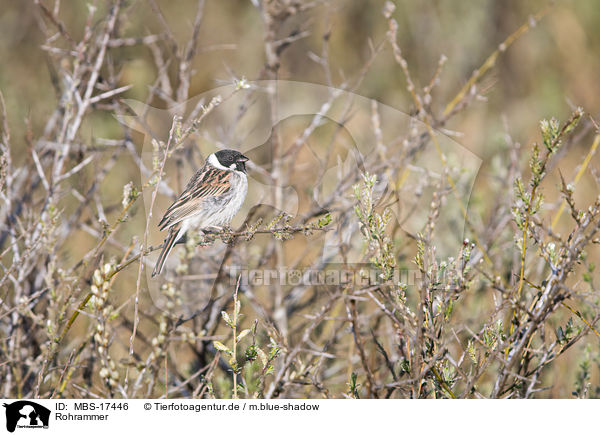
236, 154, 249, 173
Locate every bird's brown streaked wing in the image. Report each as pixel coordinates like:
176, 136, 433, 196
158, 166, 232, 230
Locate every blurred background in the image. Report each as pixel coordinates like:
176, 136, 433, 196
2, 1, 600, 152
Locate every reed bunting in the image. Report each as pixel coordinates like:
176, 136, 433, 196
152, 149, 249, 276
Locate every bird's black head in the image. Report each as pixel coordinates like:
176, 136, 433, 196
214, 149, 249, 173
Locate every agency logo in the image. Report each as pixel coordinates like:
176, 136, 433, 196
2, 401, 50, 433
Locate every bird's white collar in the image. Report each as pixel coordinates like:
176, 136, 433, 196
207, 153, 229, 171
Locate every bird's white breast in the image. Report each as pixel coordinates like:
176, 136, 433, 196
221, 171, 248, 223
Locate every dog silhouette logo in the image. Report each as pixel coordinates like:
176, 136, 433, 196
2, 401, 50, 432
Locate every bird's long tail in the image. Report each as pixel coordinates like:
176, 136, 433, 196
152, 227, 179, 277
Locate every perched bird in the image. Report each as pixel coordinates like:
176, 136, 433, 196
152, 149, 249, 276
